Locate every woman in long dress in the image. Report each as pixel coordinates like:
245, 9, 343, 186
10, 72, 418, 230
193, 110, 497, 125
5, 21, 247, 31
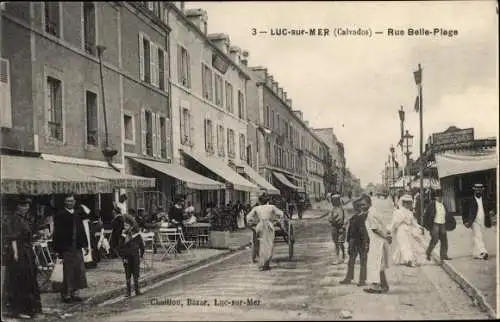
362, 195, 392, 294
246, 195, 284, 271
390, 195, 419, 267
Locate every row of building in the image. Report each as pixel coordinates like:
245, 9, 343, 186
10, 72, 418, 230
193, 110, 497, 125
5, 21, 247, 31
1, 1, 361, 216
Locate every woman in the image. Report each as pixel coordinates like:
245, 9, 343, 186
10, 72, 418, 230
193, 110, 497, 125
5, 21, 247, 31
362, 195, 392, 294
390, 195, 419, 267
3, 196, 42, 319
246, 194, 284, 271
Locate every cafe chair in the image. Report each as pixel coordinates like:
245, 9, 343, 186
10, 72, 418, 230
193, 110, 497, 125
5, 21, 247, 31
156, 227, 179, 260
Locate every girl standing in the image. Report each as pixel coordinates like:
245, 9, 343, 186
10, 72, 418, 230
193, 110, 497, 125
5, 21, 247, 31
328, 194, 346, 264
117, 216, 144, 297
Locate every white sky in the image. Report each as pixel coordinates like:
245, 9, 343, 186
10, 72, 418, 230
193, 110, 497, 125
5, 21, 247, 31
187, 1, 499, 187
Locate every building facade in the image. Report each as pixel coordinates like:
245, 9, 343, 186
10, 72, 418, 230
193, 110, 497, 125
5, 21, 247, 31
313, 127, 345, 194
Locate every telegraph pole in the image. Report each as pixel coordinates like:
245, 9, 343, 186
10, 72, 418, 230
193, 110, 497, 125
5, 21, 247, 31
416, 63, 424, 234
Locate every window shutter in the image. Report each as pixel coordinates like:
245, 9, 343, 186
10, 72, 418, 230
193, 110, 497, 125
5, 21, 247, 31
177, 45, 183, 85
204, 119, 208, 151
186, 51, 191, 88
150, 43, 158, 87
0, 58, 12, 128
189, 111, 194, 146
179, 106, 185, 144
139, 34, 144, 81
201, 64, 206, 98
161, 48, 168, 91
227, 128, 230, 156
165, 117, 172, 159
140, 108, 146, 154
152, 113, 158, 156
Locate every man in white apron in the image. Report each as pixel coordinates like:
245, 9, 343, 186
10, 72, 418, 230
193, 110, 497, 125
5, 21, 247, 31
463, 184, 492, 260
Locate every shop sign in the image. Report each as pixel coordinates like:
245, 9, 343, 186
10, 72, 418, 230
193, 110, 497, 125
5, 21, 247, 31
432, 128, 474, 151
212, 53, 229, 74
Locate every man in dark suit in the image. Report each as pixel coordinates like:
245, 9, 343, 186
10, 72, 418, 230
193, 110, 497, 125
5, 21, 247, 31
463, 183, 492, 260
423, 189, 453, 263
52, 194, 90, 303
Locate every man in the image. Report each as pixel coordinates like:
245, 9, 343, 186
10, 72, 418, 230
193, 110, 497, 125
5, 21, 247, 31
246, 194, 284, 271
340, 197, 369, 286
423, 189, 453, 263
463, 183, 492, 260
52, 194, 90, 303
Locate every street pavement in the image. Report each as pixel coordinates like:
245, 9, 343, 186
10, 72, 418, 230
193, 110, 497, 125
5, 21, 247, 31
48, 198, 490, 321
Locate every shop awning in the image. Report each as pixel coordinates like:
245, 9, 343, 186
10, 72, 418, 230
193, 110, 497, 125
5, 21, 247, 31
240, 164, 280, 195
1, 155, 111, 195
182, 150, 259, 192
411, 177, 441, 190
273, 172, 300, 190
47, 162, 156, 189
435, 149, 497, 178
130, 157, 224, 190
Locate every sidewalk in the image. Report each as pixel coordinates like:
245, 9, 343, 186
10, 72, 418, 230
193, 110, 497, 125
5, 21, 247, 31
31, 230, 253, 320
412, 220, 497, 318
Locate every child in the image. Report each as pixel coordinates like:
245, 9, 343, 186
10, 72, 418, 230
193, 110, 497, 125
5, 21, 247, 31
117, 215, 145, 297
328, 194, 346, 264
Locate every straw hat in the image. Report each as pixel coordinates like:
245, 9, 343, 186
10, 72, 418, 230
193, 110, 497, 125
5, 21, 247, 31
472, 183, 485, 190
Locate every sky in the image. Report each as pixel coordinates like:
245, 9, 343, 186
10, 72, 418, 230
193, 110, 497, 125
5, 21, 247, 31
187, 1, 499, 187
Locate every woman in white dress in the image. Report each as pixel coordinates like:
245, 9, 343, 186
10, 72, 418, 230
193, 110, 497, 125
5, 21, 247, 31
390, 195, 419, 267
362, 195, 392, 294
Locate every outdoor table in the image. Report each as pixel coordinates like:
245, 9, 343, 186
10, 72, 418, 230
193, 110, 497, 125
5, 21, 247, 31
184, 223, 211, 248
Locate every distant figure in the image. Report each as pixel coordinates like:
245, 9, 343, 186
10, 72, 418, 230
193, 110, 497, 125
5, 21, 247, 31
463, 183, 491, 260
246, 194, 284, 271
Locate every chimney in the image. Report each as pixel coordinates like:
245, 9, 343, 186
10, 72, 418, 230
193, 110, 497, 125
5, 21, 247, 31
207, 33, 230, 54
185, 9, 208, 34
267, 75, 274, 88
272, 81, 279, 93
249, 66, 267, 82
293, 110, 302, 120
229, 46, 241, 63
286, 99, 292, 108
278, 87, 284, 100
304, 120, 310, 127
241, 50, 249, 66
284, 92, 287, 101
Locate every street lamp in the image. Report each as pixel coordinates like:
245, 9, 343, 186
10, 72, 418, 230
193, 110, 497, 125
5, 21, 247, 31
390, 145, 396, 194
403, 130, 414, 163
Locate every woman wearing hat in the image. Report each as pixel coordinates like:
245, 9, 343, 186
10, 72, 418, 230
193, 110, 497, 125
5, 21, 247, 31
463, 183, 492, 260
389, 195, 419, 267
2, 195, 42, 319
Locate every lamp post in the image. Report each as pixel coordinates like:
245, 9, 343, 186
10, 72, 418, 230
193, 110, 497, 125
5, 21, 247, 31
390, 145, 396, 195
398, 106, 406, 189
403, 130, 414, 164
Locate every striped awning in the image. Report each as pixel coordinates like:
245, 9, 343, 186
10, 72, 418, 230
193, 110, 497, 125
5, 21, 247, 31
240, 164, 280, 195
130, 157, 225, 191
1, 155, 111, 195
435, 149, 497, 178
273, 172, 300, 190
182, 150, 259, 192
46, 162, 156, 189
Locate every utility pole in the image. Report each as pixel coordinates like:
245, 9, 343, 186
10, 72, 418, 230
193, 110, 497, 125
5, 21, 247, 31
415, 63, 424, 234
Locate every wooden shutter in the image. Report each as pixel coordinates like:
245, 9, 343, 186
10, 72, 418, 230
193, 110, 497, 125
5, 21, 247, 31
186, 51, 191, 88
179, 105, 185, 145
0, 58, 12, 128
139, 34, 144, 81
177, 44, 183, 84
204, 118, 208, 151
150, 43, 158, 87
152, 113, 158, 156
189, 110, 194, 146
165, 117, 172, 159
140, 108, 146, 154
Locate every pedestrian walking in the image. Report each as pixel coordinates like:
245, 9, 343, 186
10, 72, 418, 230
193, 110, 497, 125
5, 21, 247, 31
463, 183, 492, 260
363, 194, 392, 294
2, 195, 42, 319
339, 197, 369, 286
328, 194, 346, 264
52, 194, 89, 303
423, 189, 454, 263
117, 215, 144, 297
246, 194, 284, 271
390, 195, 419, 267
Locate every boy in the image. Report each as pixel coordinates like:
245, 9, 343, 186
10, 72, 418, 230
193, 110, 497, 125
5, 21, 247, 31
117, 216, 145, 297
328, 194, 346, 264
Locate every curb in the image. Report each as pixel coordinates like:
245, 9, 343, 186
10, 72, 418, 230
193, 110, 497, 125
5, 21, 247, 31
64, 244, 251, 314
412, 232, 496, 319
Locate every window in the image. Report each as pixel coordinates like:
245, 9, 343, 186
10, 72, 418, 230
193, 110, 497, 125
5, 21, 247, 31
158, 48, 165, 90
180, 107, 192, 145
239, 133, 246, 160
46, 77, 63, 141
139, 35, 151, 83
205, 119, 214, 153
201, 64, 213, 101
45, 2, 60, 37
160, 116, 167, 158
264, 106, 269, 127
214, 74, 223, 107
217, 125, 225, 156
227, 128, 235, 158
238, 90, 244, 119
86, 91, 98, 147
271, 110, 275, 129
225, 81, 233, 113
0, 58, 12, 128
246, 145, 252, 166
177, 45, 191, 88
123, 113, 135, 143
145, 110, 153, 156
277, 114, 280, 134
83, 2, 96, 55
265, 140, 271, 164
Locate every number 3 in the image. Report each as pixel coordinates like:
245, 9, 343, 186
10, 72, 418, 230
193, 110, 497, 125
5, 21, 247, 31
251, 28, 256, 36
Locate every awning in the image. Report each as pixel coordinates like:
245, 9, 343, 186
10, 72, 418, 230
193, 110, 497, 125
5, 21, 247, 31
182, 150, 259, 192
48, 163, 156, 189
411, 177, 441, 190
273, 172, 300, 190
435, 149, 497, 178
130, 157, 225, 190
1, 155, 111, 195
240, 164, 280, 195
393, 175, 414, 188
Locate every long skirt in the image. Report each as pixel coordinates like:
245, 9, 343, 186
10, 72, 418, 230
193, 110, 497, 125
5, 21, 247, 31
4, 245, 42, 315
257, 221, 275, 269
392, 225, 414, 264
237, 211, 246, 229
366, 232, 390, 284
61, 249, 88, 296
